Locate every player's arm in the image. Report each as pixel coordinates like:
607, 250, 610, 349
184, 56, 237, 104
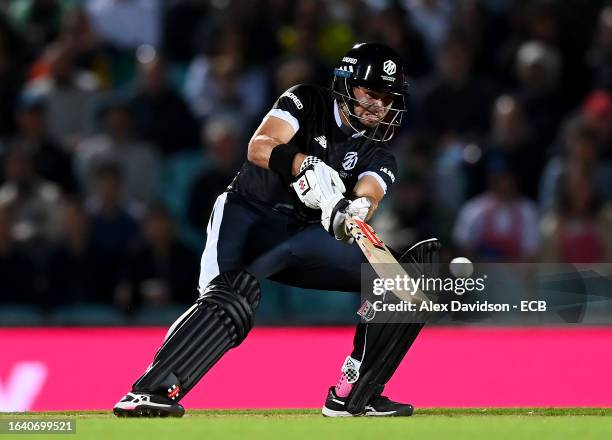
352, 175, 385, 221
247, 116, 306, 177
322, 155, 396, 243
248, 115, 345, 211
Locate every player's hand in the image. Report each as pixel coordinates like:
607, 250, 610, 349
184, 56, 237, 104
291, 156, 346, 210
321, 197, 371, 244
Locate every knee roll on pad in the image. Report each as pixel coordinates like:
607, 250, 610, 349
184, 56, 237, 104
199, 270, 261, 344
132, 271, 260, 400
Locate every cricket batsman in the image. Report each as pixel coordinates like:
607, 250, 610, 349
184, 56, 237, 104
114, 42, 433, 418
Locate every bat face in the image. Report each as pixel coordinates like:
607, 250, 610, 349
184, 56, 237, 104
352, 219, 385, 250
346, 218, 428, 304
346, 218, 397, 264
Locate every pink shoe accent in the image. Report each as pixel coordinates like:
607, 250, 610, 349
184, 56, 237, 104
335, 373, 353, 398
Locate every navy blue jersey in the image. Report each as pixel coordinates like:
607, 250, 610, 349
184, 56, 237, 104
230, 84, 397, 223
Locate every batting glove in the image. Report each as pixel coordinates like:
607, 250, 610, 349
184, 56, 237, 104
291, 156, 346, 210
321, 197, 371, 244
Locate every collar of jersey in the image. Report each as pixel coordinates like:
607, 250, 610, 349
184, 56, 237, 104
333, 100, 365, 139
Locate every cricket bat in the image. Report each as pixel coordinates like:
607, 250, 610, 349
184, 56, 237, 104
345, 217, 429, 305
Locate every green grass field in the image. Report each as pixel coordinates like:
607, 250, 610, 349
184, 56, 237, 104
1, 409, 611, 440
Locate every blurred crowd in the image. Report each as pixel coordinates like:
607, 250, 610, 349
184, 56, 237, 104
0, 0, 611, 319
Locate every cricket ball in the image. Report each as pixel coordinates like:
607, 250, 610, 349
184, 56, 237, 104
449, 257, 474, 278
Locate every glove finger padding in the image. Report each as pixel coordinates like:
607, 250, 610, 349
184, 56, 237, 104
322, 197, 371, 243
292, 157, 345, 210
346, 197, 370, 222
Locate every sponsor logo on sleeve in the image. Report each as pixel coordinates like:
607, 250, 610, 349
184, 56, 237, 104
379, 167, 396, 183
281, 91, 304, 110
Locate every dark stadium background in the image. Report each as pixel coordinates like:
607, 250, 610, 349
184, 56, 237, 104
0, 0, 611, 411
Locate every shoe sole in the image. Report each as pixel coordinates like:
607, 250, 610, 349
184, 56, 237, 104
113, 406, 184, 418
322, 406, 412, 417
322, 406, 356, 417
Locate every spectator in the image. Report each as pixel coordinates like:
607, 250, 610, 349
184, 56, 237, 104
279, 0, 352, 65
45, 197, 107, 303
1, 95, 76, 193
470, 95, 542, 199
366, 6, 431, 79
6, 0, 70, 56
586, 5, 612, 91
75, 95, 160, 204
25, 41, 100, 148
85, 0, 162, 51
129, 54, 199, 155
415, 31, 496, 140
514, 40, 566, 147
161, 0, 210, 62
405, 0, 454, 62
184, 23, 268, 126
59, 7, 109, 84
273, 56, 316, 97
85, 163, 141, 299
453, 0, 507, 78
0, 201, 39, 304
580, 90, 612, 156
0, 148, 62, 244
187, 116, 244, 230
453, 155, 539, 261
541, 172, 612, 263
0, 15, 26, 139
539, 116, 612, 212
116, 202, 199, 310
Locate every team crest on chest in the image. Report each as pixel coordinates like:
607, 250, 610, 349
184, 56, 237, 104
314, 135, 327, 149
342, 151, 359, 170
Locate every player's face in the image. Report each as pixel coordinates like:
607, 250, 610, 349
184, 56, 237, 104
352, 86, 394, 127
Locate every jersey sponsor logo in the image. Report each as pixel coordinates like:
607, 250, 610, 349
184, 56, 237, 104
383, 60, 396, 75
281, 91, 304, 110
342, 56, 358, 64
314, 135, 327, 149
342, 151, 359, 170
379, 167, 396, 183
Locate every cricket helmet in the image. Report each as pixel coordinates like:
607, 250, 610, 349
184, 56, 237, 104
332, 42, 409, 142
